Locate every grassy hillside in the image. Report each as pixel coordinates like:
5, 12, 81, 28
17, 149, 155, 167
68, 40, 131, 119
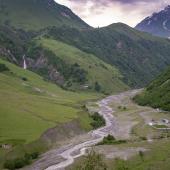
32, 37, 128, 93
47, 23, 170, 87
134, 66, 170, 111
0, 0, 89, 30
0, 58, 100, 146
0, 25, 128, 93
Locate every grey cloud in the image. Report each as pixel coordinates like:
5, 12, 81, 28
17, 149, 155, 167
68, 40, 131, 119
56, 0, 170, 27
66, 0, 160, 4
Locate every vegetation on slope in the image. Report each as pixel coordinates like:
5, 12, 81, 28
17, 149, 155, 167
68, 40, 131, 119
90, 112, 106, 129
134, 66, 170, 111
0, 25, 34, 62
98, 135, 127, 145
0, 58, 100, 167
0, 25, 128, 93
0, 63, 9, 72
0, 0, 89, 30
75, 150, 107, 170
47, 23, 170, 87
0, 58, 99, 143
32, 37, 128, 93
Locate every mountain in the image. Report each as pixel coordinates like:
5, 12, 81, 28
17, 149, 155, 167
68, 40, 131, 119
134, 66, 170, 111
31, 38, 128, 93
1, 1, 170, 90
0, 0, 89, 30
47, 23, 170, 87
136, 5, 170, 37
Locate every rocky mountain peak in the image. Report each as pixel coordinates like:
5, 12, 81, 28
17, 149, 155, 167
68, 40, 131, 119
135, 5, 170, 37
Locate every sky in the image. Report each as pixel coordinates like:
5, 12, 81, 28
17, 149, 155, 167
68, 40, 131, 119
55, 0, 170, 27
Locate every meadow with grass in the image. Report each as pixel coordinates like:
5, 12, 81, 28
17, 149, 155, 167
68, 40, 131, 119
0, 58, 101, 168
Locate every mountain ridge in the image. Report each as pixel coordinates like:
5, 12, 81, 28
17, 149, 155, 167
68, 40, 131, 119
0, 0, 90, 30
135, 5, 170, 37
47, 23, 170, 87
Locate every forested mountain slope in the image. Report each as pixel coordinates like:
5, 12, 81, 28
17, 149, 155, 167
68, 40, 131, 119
0, 0, 89, 30
47, 23, 170, 87
134, 66, 170, 111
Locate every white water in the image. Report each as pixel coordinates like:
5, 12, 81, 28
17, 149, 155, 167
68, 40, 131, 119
23, 55, 27, 69
45, 96, 116, 170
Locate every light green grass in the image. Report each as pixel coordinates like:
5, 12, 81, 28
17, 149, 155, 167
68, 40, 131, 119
36, 38, 128, 93
0, 58, 99, 144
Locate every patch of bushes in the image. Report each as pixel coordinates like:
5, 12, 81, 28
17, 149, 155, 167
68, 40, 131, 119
21, 77, 28, 81
4, 152, 39, 170
90, 112, 105, 129
98, 134, 127, 145
0, 63, 9, 72
139, 136, 147, 141
95, 81, 101, 92
118, 106, 127, 111
75, 150, 107, 170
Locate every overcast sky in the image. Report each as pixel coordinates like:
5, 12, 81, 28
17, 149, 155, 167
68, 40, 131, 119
55, 0, 170, 27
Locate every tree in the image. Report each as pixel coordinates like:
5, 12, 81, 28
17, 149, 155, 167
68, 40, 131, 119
139, 150, 144, 161
76, 150, 107, 170
95, 81, 101, 92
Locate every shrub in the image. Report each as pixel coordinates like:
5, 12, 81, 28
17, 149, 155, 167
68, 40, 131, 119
95, 81, 101, 92
75, 150, 107, 170
21, 77, 28, 81
3, 152, 39, 169
4, 160, 15, 170
0, 63, 9, 72
139, 151, 144, 161
98, 135, 127, 145
30, 152, 39, 159
90, 112, 105, 129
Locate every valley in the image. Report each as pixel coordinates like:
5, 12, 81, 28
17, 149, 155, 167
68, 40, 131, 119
0, 58, 101, 169
0, 0, 170, 170
21, 90, 170, 170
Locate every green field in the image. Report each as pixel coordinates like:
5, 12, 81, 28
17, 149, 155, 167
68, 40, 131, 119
0, 58, 100, 145
35, 37, 128, 93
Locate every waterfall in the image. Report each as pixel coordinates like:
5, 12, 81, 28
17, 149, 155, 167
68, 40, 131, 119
23, 55, 27, 69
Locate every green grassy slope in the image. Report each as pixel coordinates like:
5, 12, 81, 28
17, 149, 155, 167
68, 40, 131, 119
134, 66, 170, 111
48, 23, 170, 87
0, 0, 89, 30
0, 58, 99, 145
35, 37, 128, 93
